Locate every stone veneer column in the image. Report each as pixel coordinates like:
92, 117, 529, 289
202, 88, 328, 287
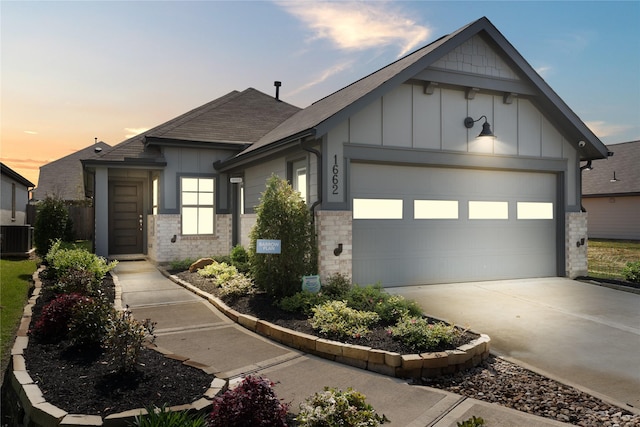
316, 210, 352, 282
566, 212, 588, 278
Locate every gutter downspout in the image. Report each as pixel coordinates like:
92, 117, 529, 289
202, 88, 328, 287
579, 160, 592, 212
301, 141, 322, 224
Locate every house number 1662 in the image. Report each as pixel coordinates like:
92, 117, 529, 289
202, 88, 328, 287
332, 155, 339, 195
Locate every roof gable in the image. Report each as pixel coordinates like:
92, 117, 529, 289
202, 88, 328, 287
582, 141, 640, 196
223, 16, 608, 168
1, 162, 34, 188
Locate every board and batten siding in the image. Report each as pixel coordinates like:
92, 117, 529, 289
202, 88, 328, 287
161, 146, 230, 212
328, 83, 579, 207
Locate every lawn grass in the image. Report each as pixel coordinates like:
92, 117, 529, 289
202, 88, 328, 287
0, 258, 37, 378
587, 239, 640, 281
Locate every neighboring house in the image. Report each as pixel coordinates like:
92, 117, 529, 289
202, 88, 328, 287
1, 162, 34, 225
1, 162, 35, 257
582, 141, 640, 240
83, 17, 608, 286
33, 141, 111, 202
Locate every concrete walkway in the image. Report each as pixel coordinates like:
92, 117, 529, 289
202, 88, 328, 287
113, 260, 574, 426
389, 278, 640, 413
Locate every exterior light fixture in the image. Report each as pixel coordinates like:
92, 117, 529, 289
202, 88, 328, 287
610, 171, 619, 183
464, 115, 495, 137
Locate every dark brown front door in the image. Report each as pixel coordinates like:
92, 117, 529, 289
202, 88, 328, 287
109, 181, 143, 254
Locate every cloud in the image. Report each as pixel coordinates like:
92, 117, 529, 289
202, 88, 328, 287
585, 121, 633, 138
124, 127, 149, 138
23, 130, 38, 135
289, 60, 355, 97
0, 157, 49, 170
277, 1, 431, 57
535, 65, 552, 77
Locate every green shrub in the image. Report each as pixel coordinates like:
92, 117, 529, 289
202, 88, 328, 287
389, 317, 461, 353
457, 415, 485, 426
54, 268, 99, 296
322, 273, 351, 299
230, 245, 250, 274
296, 386, 389, 426
217, 275, 255, 299
249, 175, 317, 298
622, 261, 640, 283
34, 196, 74, 257
46, 243, 117, 284
209, 375, 289, 427
345, 284, 422, 323
68, 296, 114, 347
104, 308, 156, 372
131, 404, 206, 427
169, 258, 196, 271
278, 291, 329, 316
310, 300, 380, 339
198, 261, 239, 283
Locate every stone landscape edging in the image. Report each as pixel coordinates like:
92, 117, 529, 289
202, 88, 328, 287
164, 269, 491, 381
8, 266, 228, 427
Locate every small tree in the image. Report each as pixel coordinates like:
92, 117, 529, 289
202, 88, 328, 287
249, 175, 317, 298
34, 196, 74, 257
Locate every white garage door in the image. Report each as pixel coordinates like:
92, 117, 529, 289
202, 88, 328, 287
351, 163, 557, 286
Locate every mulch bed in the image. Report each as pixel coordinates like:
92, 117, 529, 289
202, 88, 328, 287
22, 272, 214, 418
173, 270, 478, 354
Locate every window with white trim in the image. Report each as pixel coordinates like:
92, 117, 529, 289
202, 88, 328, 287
181, 177, 215, 235
291, 159, 307, 202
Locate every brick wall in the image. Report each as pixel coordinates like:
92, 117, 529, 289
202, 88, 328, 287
239, 214, 257, 249
566, 212, 588, 278
316, 210, 352, 282
147, 214, 232, 263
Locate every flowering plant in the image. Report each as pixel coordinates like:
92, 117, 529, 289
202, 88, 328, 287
296, 386, 389, 426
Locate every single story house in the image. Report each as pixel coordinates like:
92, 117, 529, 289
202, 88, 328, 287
1, 162, 35, 256
33, 141, 111, 202
83, 17, 609, 286
1, 162, 34, 226
582, 141, 640, 240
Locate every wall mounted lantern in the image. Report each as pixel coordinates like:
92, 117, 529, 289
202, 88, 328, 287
464, 115, 495, 138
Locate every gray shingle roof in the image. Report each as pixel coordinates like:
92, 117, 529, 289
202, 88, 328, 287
582, 141, 640, 196
88, 88, 300, 165
33, 142, 110, 201
1, 162, 35, 188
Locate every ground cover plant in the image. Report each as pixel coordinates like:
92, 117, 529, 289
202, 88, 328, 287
0, 258, 36, 376
587, 239, 640, 282
297, 386, 389, 426
5, 245, 213, 419
174, 267, 474, 354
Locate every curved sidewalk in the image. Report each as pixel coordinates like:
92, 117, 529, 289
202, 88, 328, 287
113, 260, 572, 427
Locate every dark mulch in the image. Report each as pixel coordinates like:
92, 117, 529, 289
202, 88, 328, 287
173, 270, 478, 355
23, 272, 214, 418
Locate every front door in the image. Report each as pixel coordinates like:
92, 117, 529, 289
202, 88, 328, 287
108, 181, 143, 254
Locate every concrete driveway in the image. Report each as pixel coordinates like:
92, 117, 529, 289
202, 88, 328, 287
388, 278, 640, 412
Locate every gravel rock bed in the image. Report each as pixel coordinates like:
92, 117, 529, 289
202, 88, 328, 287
422, 355, 639, 427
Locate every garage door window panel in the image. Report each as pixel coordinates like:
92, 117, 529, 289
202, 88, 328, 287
414, 200, 459, 219
181, 177, 215, 235
468, 201, 509, 219
353, 199, 403, 219
517, 202, 554, 219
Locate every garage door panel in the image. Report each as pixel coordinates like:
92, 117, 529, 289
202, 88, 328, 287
351, 164, 557, 286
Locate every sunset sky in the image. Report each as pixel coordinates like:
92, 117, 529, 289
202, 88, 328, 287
2, 1, 639, 187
